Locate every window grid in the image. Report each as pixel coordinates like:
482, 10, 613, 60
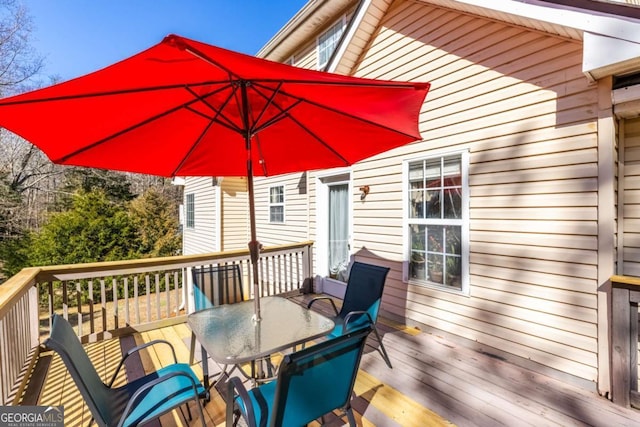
269, 185, 285, 223
408, 155, 464, 290
318, 19, 344, 69
186, 193, 195, 229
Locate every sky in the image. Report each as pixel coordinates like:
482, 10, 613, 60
24, 0, 309, 82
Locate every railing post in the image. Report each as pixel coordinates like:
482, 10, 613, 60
611, 284, 631, 406
301, 242, 313, 294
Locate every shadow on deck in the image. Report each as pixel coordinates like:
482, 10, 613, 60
27, 294, 639, 427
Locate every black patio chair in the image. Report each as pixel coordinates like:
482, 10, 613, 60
189, 263, 244, 365
308, 261, 393, 368
44, 314, 206, 427
227, 322, 373, 427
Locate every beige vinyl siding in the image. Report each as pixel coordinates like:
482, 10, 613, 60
348, 1, 599, 381
182, 177, 218, 255
620, 116, 640, 397
622, 117, 640, 275
220, 177, 249, 251
253, 173, 310, 246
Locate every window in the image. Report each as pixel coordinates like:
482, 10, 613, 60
186, 193, 195, 229
269, 185, 285, 223
317, 18, 345, 69
406, 153, 468, 291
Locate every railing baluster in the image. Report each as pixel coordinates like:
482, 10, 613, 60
112, 278, 118, 330
145, 275, 151, 323
164, 273, 171, 317
62, 281, 68, 321
123, 277, 129, 326
134, 276, 140, 325
155, 274, 161, 320
88, 279, 95, 334
76, 281, 83, 337
100, 279, 106, 333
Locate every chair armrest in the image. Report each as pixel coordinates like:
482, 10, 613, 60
343, 311, 374, 333
227, 376, 258, 427
307, 296, 339, 316
108, 339, 178, 387
121, 370, 205, 426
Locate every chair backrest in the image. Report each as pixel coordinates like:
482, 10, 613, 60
44, 314, 115, 427
269, 325, 372, 426
192, 264, 243, 310
339, 261, 390, 323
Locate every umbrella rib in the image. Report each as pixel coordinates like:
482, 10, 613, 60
54, 86, 229, 163
170, 114, 218, 177
250, 81, 284, 133
250, 80, 423, 140
0, 81, 231, 106
183, 85, 243, 134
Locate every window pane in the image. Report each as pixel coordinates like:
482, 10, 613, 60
410, 189, 424, 218
269, 206, 284, 223
270, 186, 284, 203
426, 189, 441, 218
410, 224, 426, 280
318, 20, 344, 67
443, 188, 462, 219
425, 158, 441, 189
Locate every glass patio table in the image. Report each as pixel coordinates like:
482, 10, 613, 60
187, 295, 335, 389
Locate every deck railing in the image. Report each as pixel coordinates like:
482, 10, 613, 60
0, 240, 314, 405
611, 275, 640, 409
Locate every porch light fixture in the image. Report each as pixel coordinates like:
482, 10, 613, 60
359, 185, 370, 200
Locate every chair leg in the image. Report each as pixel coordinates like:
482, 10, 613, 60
372, 326, 393, 369
345, 406, 357, 427
189, 331, 197, 365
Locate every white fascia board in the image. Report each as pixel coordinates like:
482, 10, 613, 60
446, 0, 640, 44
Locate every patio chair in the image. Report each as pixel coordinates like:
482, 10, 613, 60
44, 314, 206, 427
307, 261, 393, 368
226, 322, 373, 427
189, 263, 244, 365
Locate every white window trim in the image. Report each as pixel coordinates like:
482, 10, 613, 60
402, 149, 470, 295
316, 16, 346, 70
268, 184, 286, 224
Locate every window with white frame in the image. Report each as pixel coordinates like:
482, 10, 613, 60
317, 18, 345, 69
186, 193, 195, 229
269, 185, 285, 223
407, 153, 468, 291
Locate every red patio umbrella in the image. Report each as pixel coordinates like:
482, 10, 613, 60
0, 34, 429, 320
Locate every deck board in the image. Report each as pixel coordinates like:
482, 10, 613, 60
32, 293, 640, 426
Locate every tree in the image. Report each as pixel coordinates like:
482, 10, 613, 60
0, 0, 44, 95
129, 187, 182, 257
28, 189, 140, 266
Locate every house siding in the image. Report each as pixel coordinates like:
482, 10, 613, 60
622, 117, 640, 276
220, 177, 249, 251
182, 177, 219, 255
253, 174, 310, 246
346, 1, 601, 382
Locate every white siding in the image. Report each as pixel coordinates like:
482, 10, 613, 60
348, 1, 600, 381
182, 177, 219, 255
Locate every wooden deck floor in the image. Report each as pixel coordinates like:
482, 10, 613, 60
31, 294, 640, 426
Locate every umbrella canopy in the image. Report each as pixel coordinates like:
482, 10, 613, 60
0, 34, 430, 320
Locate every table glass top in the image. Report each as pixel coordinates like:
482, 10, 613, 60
187, 296, 335, 364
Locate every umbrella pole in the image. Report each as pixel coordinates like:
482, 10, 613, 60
247, 159, 261, 322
